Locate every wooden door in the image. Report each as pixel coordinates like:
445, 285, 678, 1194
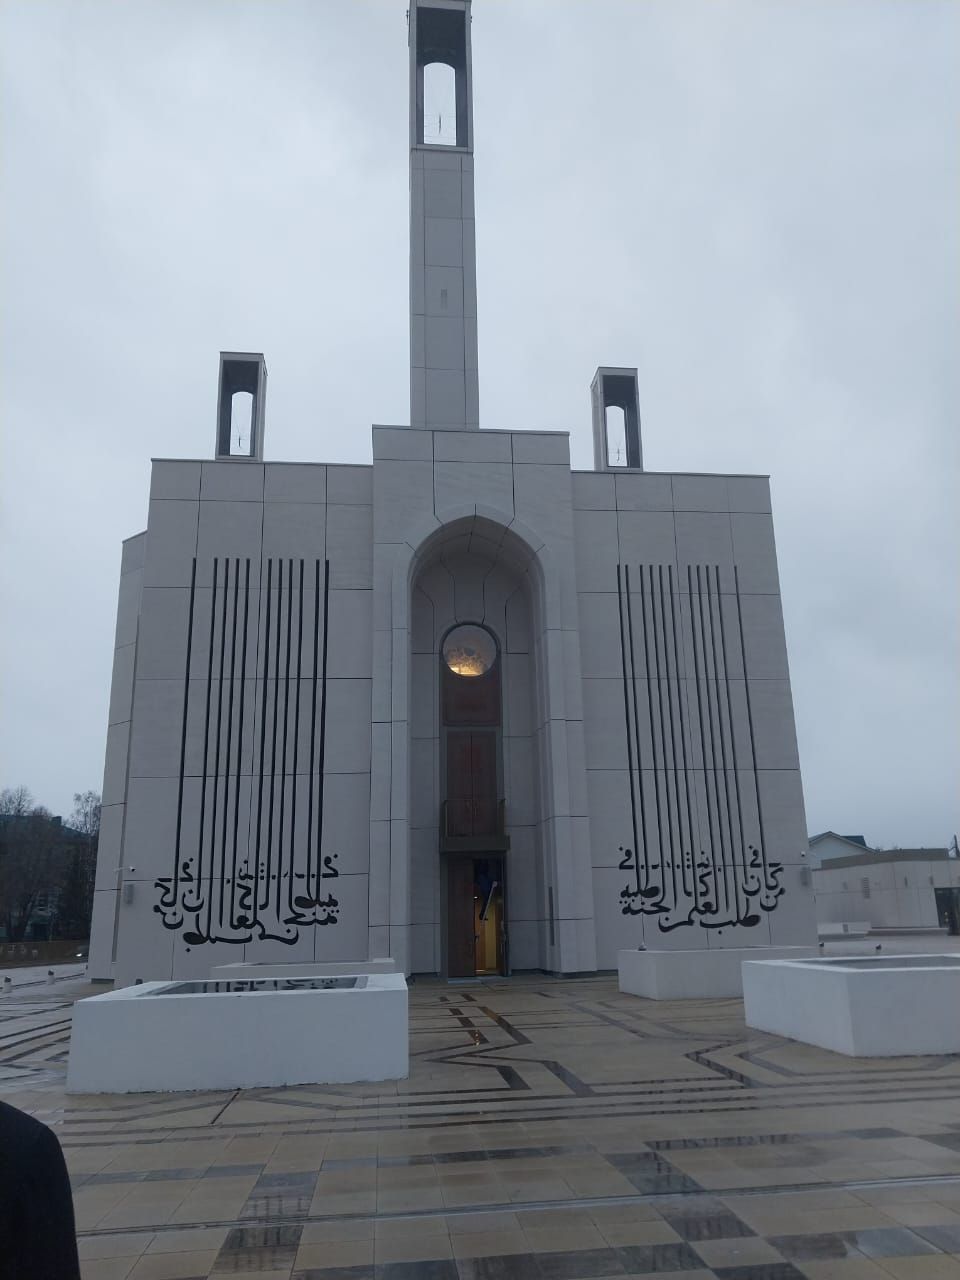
445, 731, 498, 836
447, 857, 476, 977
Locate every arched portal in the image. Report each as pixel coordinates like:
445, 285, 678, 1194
407, 516, 548, 977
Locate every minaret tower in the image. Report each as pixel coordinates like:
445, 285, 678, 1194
409, 0, 479, 430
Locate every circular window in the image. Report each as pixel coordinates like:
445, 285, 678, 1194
442, 624, 497, 677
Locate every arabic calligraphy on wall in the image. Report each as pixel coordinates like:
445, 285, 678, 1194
155, 557, 340, 947
615, 563, 784, 932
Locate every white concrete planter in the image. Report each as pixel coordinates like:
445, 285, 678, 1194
743, 955, 960, 1057
67, 973, 408, 1093
617, 946, 817, 1000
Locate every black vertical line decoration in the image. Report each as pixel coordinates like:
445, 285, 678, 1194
254, 558, 273, 915
656, 564, 682, 912
265, 557, 283, 913
615, 561, 783, 930
287, 559, 305, 922
625, 568, 649, 897
716, 565, 753, 896
275, 559, 294, 922
155, 558, 197, 928
667, 569, 698, 913
704, 565, 744, 927
734, 564, 764, 852
689, 564, 720, 915
206, 556, 230, 943
701, 565, 731, 920
306, 559, 321, 905
157, 551, 341, 944
649, 565, 677, 919
702, 564, 734, 923
616, 565, 642, 908
316, 558, 331, 887
218, 558, 240, 934
193, 560, 219, 908
734, 565, 784, 907
638, 567, 665, 902
232, 559, 251, 928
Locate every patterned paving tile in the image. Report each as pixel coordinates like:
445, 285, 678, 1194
6, 975, 960, 1280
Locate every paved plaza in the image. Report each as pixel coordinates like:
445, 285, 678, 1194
3, 970, 960, 1279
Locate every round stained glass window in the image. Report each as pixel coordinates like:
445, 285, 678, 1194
442, 624, 497, 677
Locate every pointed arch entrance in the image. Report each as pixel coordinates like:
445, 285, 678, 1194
408, 514, 545, 977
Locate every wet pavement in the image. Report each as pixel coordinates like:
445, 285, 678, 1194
3, 972, 960, 1278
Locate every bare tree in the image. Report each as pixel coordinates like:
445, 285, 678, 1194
0, 787, 62, 942
69, 791, 101, 844
59, 791, 101, 937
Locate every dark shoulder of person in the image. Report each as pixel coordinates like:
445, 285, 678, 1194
0, 1099, 81, 1280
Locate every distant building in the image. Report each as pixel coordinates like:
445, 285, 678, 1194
808, 832, 870, 861
810, 835, 959, 935
0, 814, 86, 943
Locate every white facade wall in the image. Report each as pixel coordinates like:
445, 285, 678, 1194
370, 426, 596, 976
100, 460, 375, 986
88, 532, 146, 980
91, 438, 816, 983
573, 471, 815, 970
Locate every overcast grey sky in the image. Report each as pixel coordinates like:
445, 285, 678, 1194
1, 0, 956, 846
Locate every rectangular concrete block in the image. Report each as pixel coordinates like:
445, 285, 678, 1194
433, 459, 513, 517
423, 168, 462, 217
425, 315, 466, 371
424, 265, 464, 318
731, 512, 781, 593
107, 644, 137, 726
512, 433, 570, 465
101, 721, 131, 807
326, 589, 373, 679
425, 217, 463, 268
615, 473, 673, 511
620, 945, 816, 999
200, 461, 264, 502
433, 430, 511, 463
263, 464, 326, 503
373, 427, 433, 462
743, 956, 960, 1055
424, 368, 466, 427
617, 510, 676, 573
326, 504, 373, 589
728, 475, 771, 513
262, 502, 325, 561
574, 509, 619, 594
196, 502, 263, 585
114, 572, 141, 650
326, 466, 373, 506
143, 500, 199, 589
672, 475, 730, 512
374, 459, 435, 543
572, 472, 615, 510
150, 461, 201, 502
94, 804, 124, 892
514, 463, 573, 546
675, 512, 734, 581
67, 973, 409, 1092
121, 533, 146, 576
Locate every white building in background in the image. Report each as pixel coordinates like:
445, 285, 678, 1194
88, 0, 816, 988
810, 834, 960, 934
